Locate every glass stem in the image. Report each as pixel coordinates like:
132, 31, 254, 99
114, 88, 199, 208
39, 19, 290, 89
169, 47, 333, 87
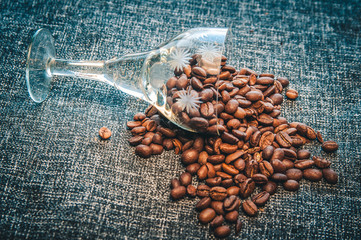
48, 52, 150, 100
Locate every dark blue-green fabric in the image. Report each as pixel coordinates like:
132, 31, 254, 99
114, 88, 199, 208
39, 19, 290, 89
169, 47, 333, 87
0, 0, 360, 239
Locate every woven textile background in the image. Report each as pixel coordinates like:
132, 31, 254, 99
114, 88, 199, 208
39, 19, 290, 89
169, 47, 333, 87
0, 0, 360, 239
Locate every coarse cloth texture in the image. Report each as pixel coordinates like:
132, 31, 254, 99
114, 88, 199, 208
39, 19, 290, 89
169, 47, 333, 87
0, 0, 360, 239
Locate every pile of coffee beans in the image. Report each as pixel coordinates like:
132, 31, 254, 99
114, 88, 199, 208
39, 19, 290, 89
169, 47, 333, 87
126, 55, 338, 238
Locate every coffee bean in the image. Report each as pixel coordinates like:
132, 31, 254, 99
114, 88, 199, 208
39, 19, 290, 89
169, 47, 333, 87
220, 143, 238, 154
210, 187, 227, 201
271, 148, 284, 160
235, 219, 243, 235
270, 93, 283, 105
283, 180, 300, 191
322, 141, 339, 152
227, 186, 240, 196
252, 173, 268, 185
243, 200, 258, 216
129, 135, 144, 146
297, 149, 311, 160
282, 159, 295, 169
171, 178, 181, 189
187, 185, 197, 197
192, 67, 207, 79
283, 148, 297, 160
99, 127, 111, 139
234, 159, 246, 171
262, 146, 274, 160
150, 143, 163, 155
277, 77, 289, 87
211, 201, 225, 215
245, 91, 263, 101
199, 208, 216, 224
322, 168, 338, 184
210, 215, 224, 228
180, 172, 192, 186
225, 150, 244, 164
317, 131, 324, 143
252, 191, 270, 206
224, 195, 240, 212
181, 149, 199, 165
259, 161, 274, 177
208, 155, 225, 165
285, 168, 303, 181
303, 168, 323, 182
271, 159, 287, 173
313, 156, 331, 169
222, 163, 239, 175
239, 178, 255, 198
186, 163, 201, 175
271, 173, 288, 182
214, 226, 231, 238
171, 186, 186, 200
221, 132, 239, 145
286, 89, 298, 100
135, 144, 152, 158
294, 159, 314, 169
306, 127, 317, 140
262, 181, 278, 195
276, 131, 292, 148
225, 210, 239, 222
197, 184, 210, 198
196, 197, 212, 211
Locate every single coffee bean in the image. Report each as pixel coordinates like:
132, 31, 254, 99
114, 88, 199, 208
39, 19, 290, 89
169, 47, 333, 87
271, 148, 284, 160
235, 219, 243, 235
276, 131, 292, 148
262, 181, 278, 195
243, 200, 258, 216
135, 144, 152, 158
225, 150, 244, 164
220, 143, 238, 154
127, 121, 142, 129
180, 172, 192, 186
199, 208, 216, 224
285, 168, 303, 181
131, 126, 146, 136
211, 201, 225, 215
317, 131, 324, 143
210, 215, 224, 228
271, 173, 288, 182
297, 149, 311, 160
322, 168, 338, 184
245, 159, 259, 177
227, 186, 240, 196
306, 126, 317, 140
210, 187, 227, 201
283, 148, 297, 160
245, 91, 263, 101
222, 163, 239, 175
225, 210, 238, 222
322, 141, 339, 152
252, 191, 270, 206
250, 130, 262, 147
282, 159, 295, 170
283, 179, 299, 191
221, 179, 234, 188
259, 161, 274, 177
170, 186, 186, 200
234, 174, 247, 185
197, 185, 211, 198
196, 197, 212, 211
262, 146, 274, 160
208, 154, 225, 165
181, 149, 199, 165
192, 67, 207, 79
187, 185, 197, 197
129, 135, 144, 146
189, 117, 209, 131
171, 178, 181, 189
294, 159, 314, 169
259, 131, 275, 150
271, 159, 287, 173
277, 77, 289, 87
206, 177, 222, 187
313, 156, 331, 169
252, 173, 268, 185
223, 195, 241, 212
214, 225, 231, 238
234, 158, 246, 171
150, 143, 163, 155
239, 178, 255, 198
303, 168, 323, 182
286, 89, 298, 100
186, 163, 201, 175
99, 127, 111, 139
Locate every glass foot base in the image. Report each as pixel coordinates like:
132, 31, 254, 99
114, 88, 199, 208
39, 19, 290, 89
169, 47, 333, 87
26, 29, 55, 103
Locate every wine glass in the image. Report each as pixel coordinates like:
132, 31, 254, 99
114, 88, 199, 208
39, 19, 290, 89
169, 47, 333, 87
26, 28, 230, 132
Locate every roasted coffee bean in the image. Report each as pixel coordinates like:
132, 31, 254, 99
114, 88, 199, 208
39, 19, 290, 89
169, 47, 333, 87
214, 226, 231, 238
294, 159, 314, 169
285, 168, 303, 181
182, 140, 194, 152
133, 113, 146, 121
225, 210, 238, 223
317, 131, 324, 143
171, 186, 186, 200
131, 126, 146, 136
262, 181, 278, 195
234, 174, 247, 185
259, 131, 275, 150
252, 173, 268, 185
262, 146, 274, 160
141, 137, 152, 146
271, 173, 288, 182
245, 91, 263, 101
227, 119, 241, 130
181, 149, 199, 165
227, 186, 240, 196
271, 148, 284, 160
221, 132, 239, 144
210, 187, 227, 201
239, 178, 255, 198
99, 127, 111, 140
186, 163, 201, 175
322, 141, 339, 152
277, 77, 289, 87
303, 168, 323, 182
224, 195, 240, 212
225, 150, 244, 164
286, 89, 298, 100
197, 165, 208, 180
171, 178, 181, 189
211, 201, 225, 215
245, 160, 259, 177
198, 151, 208, 165
283, 148, 297, 160
313, 156, 331, 169
129, 135, 144, 146
199, 208, 216, 224
197, 185, 210, 198
192, 67, 207, 79
252, 191, 270, 206
200, 102, 214, 118
222, 163, 239, 175
208, 155, 225, 164
127, 121, 142, 129
271, 159, 287, 173
243, 200, 258, 216
219, 143, 238, 154
196, 197, 212, 211
306, 127, 317, 140
150, 143, 163, 155
235, 219, 243, 235
259, 161, 274, 177
283, 159, 295, 170
189, 117, 209, 131
135, 144, 152, 158
210, 215, 224, 228
225, 99, 239, 114
323, 168, 338, 184
162, 138, 174, 150
180, 172, 192, 186
250, 130, 262, 147
283, 180, 300, 191
152, 133, 163, 145
199, 88, 214, 102
296, 123, 308, 136
276, 131, 292, 148
187, 185, 197, 197
234, 159, 246, 171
